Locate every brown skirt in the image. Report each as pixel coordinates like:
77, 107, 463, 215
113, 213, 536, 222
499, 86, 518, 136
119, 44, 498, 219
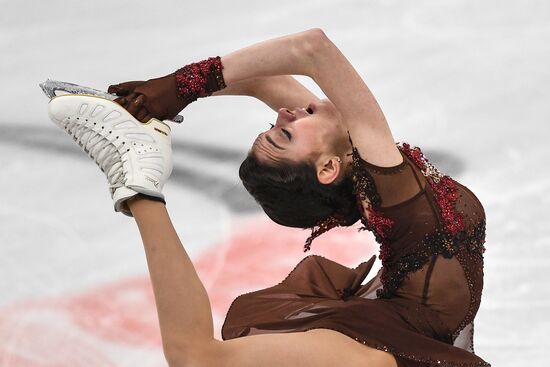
221, 255, 490, 367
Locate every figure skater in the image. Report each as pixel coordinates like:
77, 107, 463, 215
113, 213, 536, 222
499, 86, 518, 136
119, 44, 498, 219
47, 28, 489, 366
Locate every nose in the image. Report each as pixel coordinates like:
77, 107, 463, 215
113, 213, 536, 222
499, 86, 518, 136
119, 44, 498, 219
277, 107, 309, 122
277, 108, 296, 121
275, 109, 296, 128
292, 107, 310, 118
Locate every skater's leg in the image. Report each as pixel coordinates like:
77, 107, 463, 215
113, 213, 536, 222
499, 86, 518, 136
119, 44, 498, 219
127, 197, 397, 367
197, 329, 398, 367
127, 197, 215, 347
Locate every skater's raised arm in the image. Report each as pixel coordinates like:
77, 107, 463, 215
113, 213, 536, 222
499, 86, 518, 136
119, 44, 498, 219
111, 28, 401, 166
305, 30, 402, 166
109, 29, 320, 121
220, 28, 322, 83
111, 74, 320, 118
221, 28, 401, 166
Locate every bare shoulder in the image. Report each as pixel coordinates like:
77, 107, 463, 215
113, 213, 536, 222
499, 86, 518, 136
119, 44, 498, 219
307, 29, 402, 167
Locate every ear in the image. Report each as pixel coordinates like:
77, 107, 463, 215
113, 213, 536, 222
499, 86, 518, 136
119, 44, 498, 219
317, 157, 341, 185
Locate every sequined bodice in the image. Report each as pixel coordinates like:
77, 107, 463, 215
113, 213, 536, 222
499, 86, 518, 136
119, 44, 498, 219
349, 140, 486, 341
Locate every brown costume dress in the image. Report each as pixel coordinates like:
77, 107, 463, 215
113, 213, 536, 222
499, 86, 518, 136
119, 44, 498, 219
222, 136, 489, 367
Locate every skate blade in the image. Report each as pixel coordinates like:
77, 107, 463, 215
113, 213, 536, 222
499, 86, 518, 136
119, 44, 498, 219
40, 79, 184, 124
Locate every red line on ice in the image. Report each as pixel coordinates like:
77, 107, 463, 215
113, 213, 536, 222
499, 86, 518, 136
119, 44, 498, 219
0, 216, 377, 366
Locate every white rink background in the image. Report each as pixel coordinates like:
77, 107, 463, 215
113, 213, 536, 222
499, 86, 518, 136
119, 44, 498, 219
1, 1, 549, 366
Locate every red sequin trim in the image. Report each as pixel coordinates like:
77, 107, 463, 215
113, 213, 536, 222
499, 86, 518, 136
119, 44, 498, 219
365, 207, 394, 240
174, 56, 226, 105
360, 207, 394, 262
399, 143, 464, 235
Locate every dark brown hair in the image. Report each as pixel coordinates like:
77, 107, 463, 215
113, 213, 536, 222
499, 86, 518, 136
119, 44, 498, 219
238, 152, 360, 229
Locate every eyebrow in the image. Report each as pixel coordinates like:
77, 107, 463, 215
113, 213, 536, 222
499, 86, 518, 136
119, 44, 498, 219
265, 133, 284, 150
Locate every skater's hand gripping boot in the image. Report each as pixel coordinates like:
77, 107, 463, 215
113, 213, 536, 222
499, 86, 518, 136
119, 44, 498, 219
48, 94, 173, 216
109, 76, 186, 123
108, 56, 227, 122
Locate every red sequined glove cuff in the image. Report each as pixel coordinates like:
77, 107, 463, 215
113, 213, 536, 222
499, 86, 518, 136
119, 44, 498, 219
174, 56, 227, 105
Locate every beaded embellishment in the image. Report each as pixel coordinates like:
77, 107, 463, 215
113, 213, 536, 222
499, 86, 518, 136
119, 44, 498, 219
174, 56, 227, 105
399, 143, 464, 235
348, 139, 486, 305
303, 213, 348, 252
348, 146, 382, 208
377, 220, 486, 299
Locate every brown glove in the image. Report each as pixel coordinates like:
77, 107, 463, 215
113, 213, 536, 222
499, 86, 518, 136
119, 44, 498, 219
108, 56, 226, 123
108, 74, 187, 123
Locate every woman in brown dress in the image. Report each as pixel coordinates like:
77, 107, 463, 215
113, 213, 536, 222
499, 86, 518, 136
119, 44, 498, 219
105, 28, 489, 366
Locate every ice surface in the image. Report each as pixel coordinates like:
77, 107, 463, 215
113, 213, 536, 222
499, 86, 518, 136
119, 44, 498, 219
1, 0, 549, 366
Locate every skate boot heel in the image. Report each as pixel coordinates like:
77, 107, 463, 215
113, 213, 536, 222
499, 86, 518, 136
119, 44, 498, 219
124, 118, 173, 199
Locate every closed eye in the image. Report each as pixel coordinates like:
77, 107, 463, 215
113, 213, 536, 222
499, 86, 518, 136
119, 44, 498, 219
282, 128, 291, 140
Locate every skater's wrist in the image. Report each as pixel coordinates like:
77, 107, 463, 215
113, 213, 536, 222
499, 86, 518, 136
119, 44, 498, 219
174, 56, 227, 105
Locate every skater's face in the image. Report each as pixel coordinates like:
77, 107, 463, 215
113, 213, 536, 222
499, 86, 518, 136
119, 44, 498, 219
251, 99, 348, 179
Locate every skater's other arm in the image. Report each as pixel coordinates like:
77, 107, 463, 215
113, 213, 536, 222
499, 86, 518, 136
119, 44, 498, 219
212, 75, 321, 112
110, 75, 319, 121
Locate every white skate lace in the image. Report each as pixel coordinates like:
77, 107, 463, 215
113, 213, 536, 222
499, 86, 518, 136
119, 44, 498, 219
64, 117, 126, 188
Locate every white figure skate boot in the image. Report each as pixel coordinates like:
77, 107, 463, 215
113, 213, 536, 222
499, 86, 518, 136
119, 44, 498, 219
48, 94, 172, 216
